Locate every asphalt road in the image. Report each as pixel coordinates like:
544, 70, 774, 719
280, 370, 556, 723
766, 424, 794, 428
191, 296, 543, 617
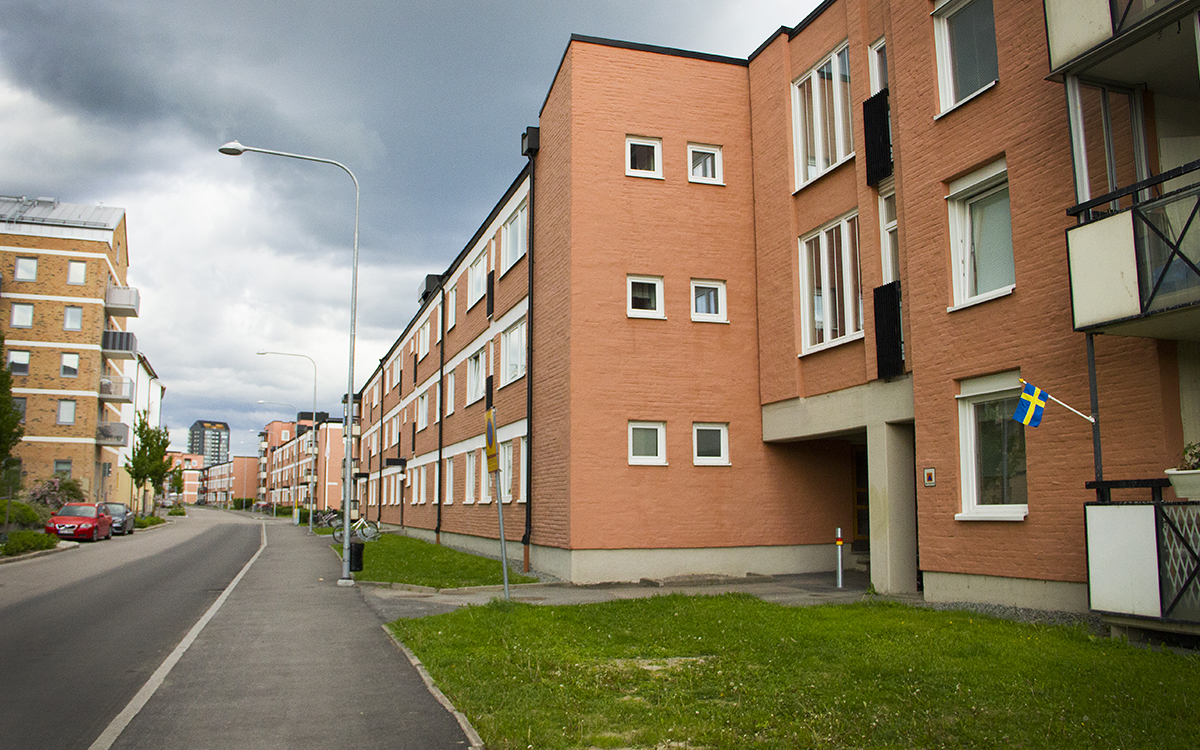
0, 510, 263, 750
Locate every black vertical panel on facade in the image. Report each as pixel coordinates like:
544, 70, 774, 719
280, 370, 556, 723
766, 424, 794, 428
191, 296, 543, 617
412, 353, 417, 386
874, 280, 904, 381
485, 376, 493, 410
863, 88, 892, 187
486, 271, 495, 319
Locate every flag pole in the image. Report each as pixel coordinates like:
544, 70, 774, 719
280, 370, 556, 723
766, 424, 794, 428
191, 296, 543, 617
1020, 379, 1095, 424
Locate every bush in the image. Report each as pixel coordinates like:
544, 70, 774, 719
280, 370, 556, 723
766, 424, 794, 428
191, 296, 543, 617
233, 498, 255, 510
272, 506, 310, 523
26, 477, 87, 509
2, 530, 59, 556
135, 515, 166, 528
0, 498, 41, 528
167, 506, 186, 516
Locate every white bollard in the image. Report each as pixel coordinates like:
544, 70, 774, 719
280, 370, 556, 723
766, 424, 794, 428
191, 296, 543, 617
836, 527, 843, 589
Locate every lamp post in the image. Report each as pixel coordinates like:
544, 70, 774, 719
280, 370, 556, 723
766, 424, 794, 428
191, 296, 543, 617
221, 140, 360, 586
258, 351, 318, 533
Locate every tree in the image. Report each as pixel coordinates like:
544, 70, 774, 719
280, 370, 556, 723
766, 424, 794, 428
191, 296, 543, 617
126, 412, 173, 509
0, 332, 25, 463
169, 466, 184, 497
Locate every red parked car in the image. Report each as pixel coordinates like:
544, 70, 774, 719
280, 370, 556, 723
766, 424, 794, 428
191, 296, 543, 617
45, 503, 112, 542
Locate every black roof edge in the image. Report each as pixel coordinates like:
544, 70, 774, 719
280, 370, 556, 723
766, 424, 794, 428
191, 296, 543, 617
788, 0, 838, 41
748, 26, 794, 62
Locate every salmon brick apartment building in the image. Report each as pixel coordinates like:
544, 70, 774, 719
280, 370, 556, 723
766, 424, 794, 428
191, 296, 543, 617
350, 0, 1200, 621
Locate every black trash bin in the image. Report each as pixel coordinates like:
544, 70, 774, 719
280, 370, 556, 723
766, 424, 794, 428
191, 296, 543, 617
349, 540, 365, 572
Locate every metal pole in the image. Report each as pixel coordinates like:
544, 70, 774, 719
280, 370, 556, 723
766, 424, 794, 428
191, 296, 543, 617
493, 471, 510, 600
836, 527, 843, 589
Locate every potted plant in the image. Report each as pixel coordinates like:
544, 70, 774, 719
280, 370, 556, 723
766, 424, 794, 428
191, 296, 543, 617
1166, 442, 1200, 500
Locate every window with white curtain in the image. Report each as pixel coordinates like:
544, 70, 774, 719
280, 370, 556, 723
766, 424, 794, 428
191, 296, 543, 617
792, 43, 853, 188
799, 214, 863, 352
501, 320, 526, 385
947, 158, 1014, 308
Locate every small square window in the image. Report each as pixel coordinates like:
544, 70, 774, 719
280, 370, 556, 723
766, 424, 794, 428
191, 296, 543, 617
7, 351, 29, 376
13, 397, 25, 423
934, 0, 999, 112
67, 260, 87, 285
687, 144, 723, 185
627, 276, 664, 319
10, 303, 32, 328
64, 306, 83, 331
57, 399, 76, 425
693, 423, 730, 465
691, 280, 727, 322
14, 257, 37, 281
626, 136, 663, 179
60, 352, 79, 377
54, 459, 72, 477
629, 421, 666, 465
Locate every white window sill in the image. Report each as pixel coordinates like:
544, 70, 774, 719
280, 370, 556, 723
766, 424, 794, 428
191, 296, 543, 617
466, 296, 484, 312
792, 152, 856, 195
499, 257, 525, 279
955, 505, 1028, 522
626, 171, 664, 180
627, 312, 666, 320
935, 80, 998, 120
498, 375, 524, 390
629, 460, 668, 466
466, 394, 484, 407
799, 329, 865, 358
947, 284, 1014, 313
688, 178, 725, 186
694, 460, 731, 467
692, 317, 729, 324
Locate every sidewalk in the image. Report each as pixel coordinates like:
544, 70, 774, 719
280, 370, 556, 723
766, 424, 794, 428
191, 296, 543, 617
110, 517, 474, 750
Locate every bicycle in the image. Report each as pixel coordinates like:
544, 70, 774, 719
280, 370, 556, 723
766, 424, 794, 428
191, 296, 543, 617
332, 516, 381, 543
315, 510, 343, 528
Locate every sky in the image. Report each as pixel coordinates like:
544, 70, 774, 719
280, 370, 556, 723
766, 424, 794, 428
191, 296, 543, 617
0, 0, 820, 457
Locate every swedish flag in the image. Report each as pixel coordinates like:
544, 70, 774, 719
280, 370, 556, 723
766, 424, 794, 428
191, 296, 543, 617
1012, 381, 1047, 427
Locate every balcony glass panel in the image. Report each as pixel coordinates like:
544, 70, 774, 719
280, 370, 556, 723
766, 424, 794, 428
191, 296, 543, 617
1136, 185, 1200, 313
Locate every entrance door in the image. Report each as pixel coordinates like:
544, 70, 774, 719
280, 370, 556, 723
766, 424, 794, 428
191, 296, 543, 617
852, 447, 869, 552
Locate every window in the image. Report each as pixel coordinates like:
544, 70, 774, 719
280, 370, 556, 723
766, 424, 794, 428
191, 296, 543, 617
687, 144, 723, 185
54, 459, 72, 477
869, 38, 889, 94
800, 214, 863, 352
934, 0, 999, 112
60, 352, 79, 377
627, 276, 664, 319
13, 397, 24, 423
468, 254, 486, 307
417, 392, 428, 430
792, 44, 853, 187
444, 456, 453, 505
693, 423, 730, 466
518, 436, 527, 503
466, 350, 486, 404
691, 280, 727, 323
10, 303, 32, 328
502, 202, 527, 273
63, 306, 83, 331
879, 187, 900, 283
465, 451, 476, 504
445, 371, 455, 414
629, 421, 666, 465
501, 320, 526, 385
626, 136, 662, 179
67, 261, 86, 285
446, 286, 456, 329
418, 321, 430, 360
14, 257, 36, 281
479, 449, 491, 504
957, 371, 1027, 521
418, 465, 427, 505
500, 441, 513, 503
57, 399, 75, 425
947, 158, 1013, 308
8, 351, 29, 376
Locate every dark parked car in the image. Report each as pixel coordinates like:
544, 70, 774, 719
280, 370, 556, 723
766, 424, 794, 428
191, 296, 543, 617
45, 503, 112, 542
104, 502, 135, 535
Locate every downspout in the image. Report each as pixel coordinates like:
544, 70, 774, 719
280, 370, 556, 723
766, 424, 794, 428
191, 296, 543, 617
521, 127, 539, 572
436, 281, 446, 544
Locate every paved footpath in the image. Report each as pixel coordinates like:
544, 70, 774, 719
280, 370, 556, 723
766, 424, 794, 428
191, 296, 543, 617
109, 515, 473, 750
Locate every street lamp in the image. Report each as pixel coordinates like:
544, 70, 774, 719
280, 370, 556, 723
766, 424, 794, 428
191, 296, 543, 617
259, 351, 318, 533
221, 140, 360, 586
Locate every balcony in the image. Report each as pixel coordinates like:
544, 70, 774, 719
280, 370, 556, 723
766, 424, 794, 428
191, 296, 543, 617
1044, 0, 1197, 72
101, 329, 137, 360
96, 421, 130, 447
98, 376, 133, 403
258, 470, 267, 480
1067, 161, 1200, 340
1086, 492, 1200, 633
104, 285, 140, 317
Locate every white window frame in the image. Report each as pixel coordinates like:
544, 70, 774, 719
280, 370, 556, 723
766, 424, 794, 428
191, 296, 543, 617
417, 321, 430, 360
466, 350, 485, 405
692, 423, 730, 466
434, 306, 442, 344
625, 136, 663, 179
60, 352, 79, 378
628, 421, 667, 466
67, 260, 86, 285
933, 0, 1000, 114
57, 399, 75, 425
627, 275, 664, 319
464, 451, 476, 504
799, 213, 863, 353
10, 303, 32, 329
418, 465, 427, 505
687, 143, 723, 185
501, 319, 526, 386
417, 392, 428, 431
467, 254, 486, 308
479, 449, 491, 504
690, 279, 727, 323
446, 286, 456, 329
14, 257, 36, 281
64, 305, 83, 331
518, 436, 527, 503
869, 38, 888, 95
445, 371, 455, 415
499, 441, 513, 503
791, 42, 854, 189
501, 202, 528, 274
947, 158, 1014, 310
444, 456, 453, 505
955, 371, 1028, 521
7, 350, 28, 376
879, 183, 900, 284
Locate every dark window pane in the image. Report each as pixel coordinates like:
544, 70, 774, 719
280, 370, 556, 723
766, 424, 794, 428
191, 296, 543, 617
696, 428, 722, 458
949, 0, 999, 101
631, 282, 658, 311
629, 143, 656, 172
975, 396, 1027, 505
631, 427, 659, 457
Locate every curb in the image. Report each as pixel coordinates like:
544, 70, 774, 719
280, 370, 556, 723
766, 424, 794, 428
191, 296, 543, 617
0, 539, 78, 565
383, 625, 486, 749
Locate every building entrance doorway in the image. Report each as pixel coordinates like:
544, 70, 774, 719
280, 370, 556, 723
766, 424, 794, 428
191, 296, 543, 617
852, 447, 869, 553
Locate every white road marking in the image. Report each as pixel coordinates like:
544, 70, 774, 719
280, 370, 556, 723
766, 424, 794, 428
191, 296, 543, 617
88, 523, 268, 750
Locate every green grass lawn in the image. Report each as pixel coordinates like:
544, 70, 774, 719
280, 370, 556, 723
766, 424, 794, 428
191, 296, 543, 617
389, 594, 1200, 749
352, 534, 537, 589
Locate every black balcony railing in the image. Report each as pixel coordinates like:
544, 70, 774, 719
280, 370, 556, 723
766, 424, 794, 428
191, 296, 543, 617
101, 329, 137, 354
873, 281, 904, 380
1069, 159, 1200, 316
